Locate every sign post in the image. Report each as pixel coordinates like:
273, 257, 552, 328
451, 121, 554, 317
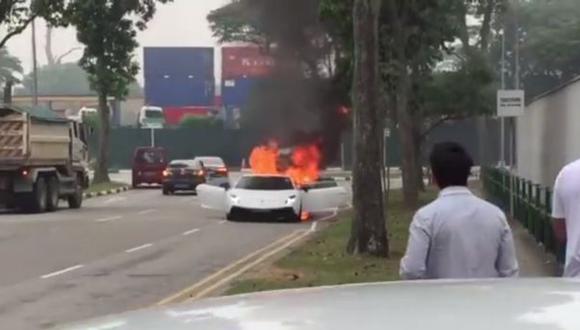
497, 89, 524, 167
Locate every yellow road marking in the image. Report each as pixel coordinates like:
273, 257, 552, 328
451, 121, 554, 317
191, 229, 312, 301
155, 229, 304, 306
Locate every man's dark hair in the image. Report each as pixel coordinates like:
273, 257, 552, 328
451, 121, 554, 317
429, 142, 473, 188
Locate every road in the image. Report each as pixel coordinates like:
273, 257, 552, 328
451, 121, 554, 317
0, 173, 333, 329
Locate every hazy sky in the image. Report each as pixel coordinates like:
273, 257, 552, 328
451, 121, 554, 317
6, 0, 230, 83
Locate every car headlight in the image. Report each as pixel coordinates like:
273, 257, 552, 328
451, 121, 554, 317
285, 195, 297, 205
229, 194, 240, 204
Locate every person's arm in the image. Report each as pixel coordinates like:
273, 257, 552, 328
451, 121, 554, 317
552, 177, 567, 245
400, 213, 431, 280
496, 218, 519, 278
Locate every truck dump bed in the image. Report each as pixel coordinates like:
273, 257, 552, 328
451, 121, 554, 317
0, 105, 71, 169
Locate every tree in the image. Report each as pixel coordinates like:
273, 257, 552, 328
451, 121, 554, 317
0, 47, 22, 84
347, 0, 388, 256
64, 0, 172, 184
18, 62, 143, 96
499, 0, 580, 98
0, 0, 66, 49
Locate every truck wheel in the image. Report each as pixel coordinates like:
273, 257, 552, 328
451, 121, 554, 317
22, 177, 48, 213
46, 176, 60, 212
68, 177, 83, 209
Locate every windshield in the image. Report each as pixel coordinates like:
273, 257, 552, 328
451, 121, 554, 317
4, 0, 576, 329
135, 149, 165, 164
236, 177, 294, 190
198, 157, 225, 167
145, 110, 164, 118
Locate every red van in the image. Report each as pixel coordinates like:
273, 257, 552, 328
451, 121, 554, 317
132, 147, 168, 188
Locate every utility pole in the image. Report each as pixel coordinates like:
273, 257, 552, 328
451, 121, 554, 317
31, 18, 39, 106
499, 29, 506, 167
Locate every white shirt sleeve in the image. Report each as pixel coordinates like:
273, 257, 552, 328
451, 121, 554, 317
552, 172, 565, 219
400, 212, 431, 280
496, 216, 519, 278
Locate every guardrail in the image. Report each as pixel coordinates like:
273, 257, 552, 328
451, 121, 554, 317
481, 167, 565, 264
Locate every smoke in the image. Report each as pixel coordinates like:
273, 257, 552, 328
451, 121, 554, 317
237, 0, 349, 167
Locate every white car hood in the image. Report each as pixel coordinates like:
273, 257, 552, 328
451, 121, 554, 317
230, 188, 298, 209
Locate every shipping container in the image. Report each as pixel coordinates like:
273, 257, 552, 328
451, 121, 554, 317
222, 47, 274, 79
145, 75, 215, 107
164, 106, 216, 126
144, 47, 214, 79
222, 78, 261, 107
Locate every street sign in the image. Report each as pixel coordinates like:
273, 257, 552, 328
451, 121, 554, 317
497, 90, 525, 117
141, 118, 164, 129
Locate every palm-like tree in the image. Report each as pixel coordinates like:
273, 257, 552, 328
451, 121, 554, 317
0, 47, 23, 84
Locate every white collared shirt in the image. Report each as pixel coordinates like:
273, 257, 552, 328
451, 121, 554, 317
552, 159, 580, 277
400, 186, 519, 280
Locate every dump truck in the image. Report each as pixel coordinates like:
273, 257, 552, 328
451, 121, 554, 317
0, 105, 89, 213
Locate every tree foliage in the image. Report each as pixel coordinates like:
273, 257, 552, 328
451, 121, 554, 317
0, 0, 66, 49
0, 47, 22, 83
17, 62, 143, 97
62, 0, 171, 184
499, 0, 580, 98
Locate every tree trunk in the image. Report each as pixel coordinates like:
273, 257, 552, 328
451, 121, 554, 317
45, 25, 56, 66
396, 74, 419, 207
414, 126, 425, 192
93, 89, 111, 184
347, 0, 388, 257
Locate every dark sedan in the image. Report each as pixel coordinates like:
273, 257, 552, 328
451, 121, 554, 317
162, 160, 205, 195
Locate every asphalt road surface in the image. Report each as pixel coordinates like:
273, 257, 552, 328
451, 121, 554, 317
0, 174, 338, 329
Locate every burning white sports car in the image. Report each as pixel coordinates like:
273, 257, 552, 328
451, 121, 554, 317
197, 174, 347, 221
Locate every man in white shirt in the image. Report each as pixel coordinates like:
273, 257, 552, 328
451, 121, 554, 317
400, 142, 519, 280
552, 160, 580, 277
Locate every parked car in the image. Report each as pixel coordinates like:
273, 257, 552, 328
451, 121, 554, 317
197, 174, 347, 222
162, 159, 206, 195
132, 147, 168, 188
193, 156, 230, 188
60, 279, 580, 330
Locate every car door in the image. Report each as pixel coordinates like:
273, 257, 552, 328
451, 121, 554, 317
301, 186, 348, 212
196, 184, 227, 211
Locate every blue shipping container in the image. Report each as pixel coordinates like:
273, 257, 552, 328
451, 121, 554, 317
145, 75, 214, 107
144, 47, 214, 80
222, 78, 261, 107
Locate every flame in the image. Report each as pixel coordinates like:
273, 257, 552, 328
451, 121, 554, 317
249, 141, 322, 187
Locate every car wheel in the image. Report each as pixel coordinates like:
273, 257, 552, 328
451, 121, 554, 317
226, 213, 236, 222
67, 176, 83, 209
162, 186, 172, 195
46, 176, 60, 212
20, 177, 48, 213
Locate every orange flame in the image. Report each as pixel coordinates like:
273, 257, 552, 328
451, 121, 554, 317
249, 141, 322, 187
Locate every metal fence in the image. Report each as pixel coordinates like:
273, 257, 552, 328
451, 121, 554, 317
481, 167, 565, 264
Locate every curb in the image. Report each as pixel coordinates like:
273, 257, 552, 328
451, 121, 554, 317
83, 186, 131, 199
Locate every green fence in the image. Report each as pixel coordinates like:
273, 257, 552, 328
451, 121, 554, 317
481, 167, 565, 264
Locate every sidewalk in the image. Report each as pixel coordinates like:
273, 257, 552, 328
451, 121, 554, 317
510, 220, 560, 277
471, 182, 559, 277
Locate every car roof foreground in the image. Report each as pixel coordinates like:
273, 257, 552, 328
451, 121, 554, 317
59, 279, 580, 330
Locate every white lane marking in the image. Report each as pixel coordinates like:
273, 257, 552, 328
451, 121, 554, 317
103, 196, 127, 205
125, 243, 153, 253
182, 229, 200, 236
41, 264, 84, 279
310, 221, 318, 232
95, 215, 123, 223
137, 209, 157, 215
219, 220, 227, 225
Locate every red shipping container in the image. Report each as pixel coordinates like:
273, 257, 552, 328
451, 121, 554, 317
222, 47, 275, 79
164, 106, 215, 126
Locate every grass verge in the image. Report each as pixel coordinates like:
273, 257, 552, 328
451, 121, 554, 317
226, 188, 437, 296
85, 181, 127, 194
